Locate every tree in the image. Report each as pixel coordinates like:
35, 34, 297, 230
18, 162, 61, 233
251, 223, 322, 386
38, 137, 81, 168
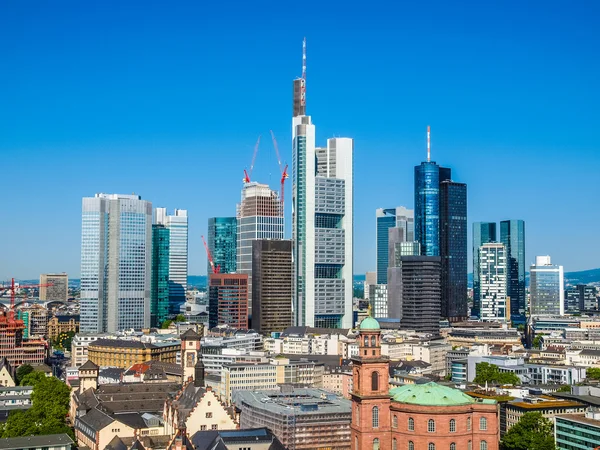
15, 364, 33, 385
532, 334, 543, 349
52, 331, 76, 350
501, 412, 556, 450
555, 384, 571, 393
587, 367, 600, 380
20, 371, 46, 387
517, 324, 525, 332
474, 362, 520, 385
161, 319, 173, 329
174, 314, 186, 322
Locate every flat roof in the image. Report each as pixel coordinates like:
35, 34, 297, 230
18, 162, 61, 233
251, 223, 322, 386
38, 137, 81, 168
0, 433, 73, 450
234, 388, 351, 416
555, 413, 600, 427
509, 400, 585, 410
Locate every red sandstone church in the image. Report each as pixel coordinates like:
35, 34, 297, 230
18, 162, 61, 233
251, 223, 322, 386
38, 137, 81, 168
351, 316, 499, 450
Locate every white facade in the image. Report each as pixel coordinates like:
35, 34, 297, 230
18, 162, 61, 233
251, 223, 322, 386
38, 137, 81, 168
369, 284, 388, 319
155, 208, 188, 313
479, 242, 508, 322
364, 271, 376, 301
81, 194, 152, 333
530, 255, 565, 316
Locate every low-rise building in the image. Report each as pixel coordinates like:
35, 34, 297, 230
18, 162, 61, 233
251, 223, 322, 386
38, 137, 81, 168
0, 358, 15, 387
47, 314, 79, 341
71, 333, 110, 367
555, 409, 600, 450
323, 367, 353, 399
505, 396, 587, 431
0, 434, 73, 450
447, 327, 522, 348
0, 385, 33, 421
87, 339, 180, 368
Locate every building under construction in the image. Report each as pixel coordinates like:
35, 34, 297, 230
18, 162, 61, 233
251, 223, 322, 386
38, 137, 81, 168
0, 313, 47, 367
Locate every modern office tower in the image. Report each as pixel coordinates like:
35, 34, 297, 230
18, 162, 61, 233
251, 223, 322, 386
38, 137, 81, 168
376, 207, 414, 284
207, 217, 237, 274
530, 256, 564, 316
80, 194, 152, 333
387, 241, 421, 320
479, 242, 508, 322
369, 284, 388, 319
440, 180, 467, 321
155, 208, 188, 314
577, 285, 598, 311
398, 256, 442, 335
151, 224, 169, 327
564, 287, 580, 314
292, 102, 354, 327
208, 273, 249, 330
364, 271, 376, 301
473, 222, 497, 317
39, 273, 68, 302
251, 240, 293, 334
237, 182, 284, 321
500, 220, 526, 321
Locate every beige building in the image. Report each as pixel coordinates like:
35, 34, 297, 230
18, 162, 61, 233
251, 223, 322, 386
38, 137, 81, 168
40, 273, 68, 302
47, 315, 79, 341
87, 339, 179, 369
323, 368, 353, 399
506, 397, 587, 430
0, 358, 15, 387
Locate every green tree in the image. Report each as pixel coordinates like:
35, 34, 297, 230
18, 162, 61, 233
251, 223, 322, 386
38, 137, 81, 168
501, 412, 556, 450
20, 371, 46, 387
174, 314, 186, 322
587, 367, 600, 380
498, 371, 521, 385
15, 364, 33, 385
474, 362, 520, 385
555, 384, 571, 393
161, 319, 173, 329
517, 324, 525, 332
532, 334, 543, 348
53, 330, 76, 350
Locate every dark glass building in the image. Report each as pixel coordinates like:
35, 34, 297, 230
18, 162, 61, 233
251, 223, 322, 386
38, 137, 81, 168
472, 222, 497, 318
415, 162, 443, 256
376, 209, 396, 284
151, 224, 170, 327
500, 220, 526, 323
207, 217, 237, 274
440, 181, 468, 320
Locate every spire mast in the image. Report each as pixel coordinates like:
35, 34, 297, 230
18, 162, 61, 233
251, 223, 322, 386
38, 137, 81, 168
302, 37, 306, 80
427, 125, 431, 162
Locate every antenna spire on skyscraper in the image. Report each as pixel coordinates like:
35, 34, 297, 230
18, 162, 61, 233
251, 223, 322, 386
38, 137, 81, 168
427, 125, 431, 162
302, 37, 306, 80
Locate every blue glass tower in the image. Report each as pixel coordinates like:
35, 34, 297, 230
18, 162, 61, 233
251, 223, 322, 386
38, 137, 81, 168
376, 209, 397, 284
472, 222, 497, 318
207, 217, 237, 274
415, 162, 442, 256
151, 224, 170, 327
500, 220, 526, 323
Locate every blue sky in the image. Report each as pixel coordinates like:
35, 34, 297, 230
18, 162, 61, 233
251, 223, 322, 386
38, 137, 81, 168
1, 0, 598, 279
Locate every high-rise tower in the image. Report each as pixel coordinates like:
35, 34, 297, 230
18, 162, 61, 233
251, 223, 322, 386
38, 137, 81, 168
375, 207, 414, 285
473, 222, 497, 318
207, 217, 237, 274
500, 220, 526, 322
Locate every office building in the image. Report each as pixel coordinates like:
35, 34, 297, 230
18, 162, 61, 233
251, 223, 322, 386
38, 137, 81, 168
555, 410, 600, 450
151, 224, 169, 327
292, 64, 354, 328
87, 339, 179, 369
565, 284, 598, 313
387, 241, 421, 321
473, 222, 497, 317
208, 273, 249, 329
237, 182, 283, 320
364, 271, 376, 301
155, 208, 188, 314
440, 180, 467, 321
376, 207, 414, 284
369, 284, 388, 319
479, 243, 508, 322
39, 273, 68, 302
80, 194, 152, 333
530, 256, 564, 316
207, 217, 237, 274
500, 220, 526, 321
251, 239, 293, 335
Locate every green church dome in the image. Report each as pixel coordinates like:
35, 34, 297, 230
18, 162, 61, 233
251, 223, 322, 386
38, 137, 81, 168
390, 382, 485, 407
359, 316, 380, 330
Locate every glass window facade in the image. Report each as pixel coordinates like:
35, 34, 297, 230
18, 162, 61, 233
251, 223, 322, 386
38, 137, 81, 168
207, 217, 237, 274
151, 225, 170, 327
500, 220, 525, 322
414, 162, 444, 257
376, 211, 396, 285
473, 222, 497, 318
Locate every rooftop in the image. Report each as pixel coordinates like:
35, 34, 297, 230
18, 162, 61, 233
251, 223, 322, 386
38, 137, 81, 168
0, 433, 73, 450
390, 382, 495, 406
555, 413, 600, 427
234, 388, 351, 416
508, 399, 585, 410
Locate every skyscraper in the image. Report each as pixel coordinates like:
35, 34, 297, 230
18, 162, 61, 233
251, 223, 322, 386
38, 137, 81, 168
39, 273, 68, 302
530, 256, 564, 316
151, 224, 169, 327
208, 273, 248, 330
237, 182, 284, 323
500, 220, 526, 322
207, 217, 237, 274
292, 41, 354, 329
80, 194, 152, 333
375, 207, 414, 285
473, 222, 497, 317
440, 180, 467, 321
155, 208, 188, 314
479, 242, 508, 322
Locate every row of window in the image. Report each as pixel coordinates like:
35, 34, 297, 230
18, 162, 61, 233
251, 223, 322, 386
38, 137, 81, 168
365, 407, 488, 432
369, 439, 488, 450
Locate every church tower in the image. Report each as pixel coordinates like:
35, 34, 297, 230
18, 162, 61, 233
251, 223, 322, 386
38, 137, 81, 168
180, 328, 202, 381
78, 360, 99, 393
350, 316, 391, 450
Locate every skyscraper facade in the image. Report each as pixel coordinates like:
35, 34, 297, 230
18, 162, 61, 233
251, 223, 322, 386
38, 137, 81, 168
479, 242, 508, 322
375, 207, 414, 285
155, 208, 188, 314
80, 194, 152, 333
530, 256, 564, 316
207, 217, 237, 274
151, 224, 169, 327
440, 180, 468, 321
500, 220, 526, 322
39, 273, 68, 302
208, 273, 249, 330
414, 161, 443, 257
237, 182, 284, 321
473, 222, 497, 317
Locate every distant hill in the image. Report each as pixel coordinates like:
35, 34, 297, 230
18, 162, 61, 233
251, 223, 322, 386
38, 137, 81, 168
188, 275, 207, 288
565, 268, 600, 286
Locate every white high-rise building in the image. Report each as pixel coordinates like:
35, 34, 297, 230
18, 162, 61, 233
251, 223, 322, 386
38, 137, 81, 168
479, 242, 508, 322
530, 255, 564, 316
80, 194, 152, 333
155, 208, 188, 314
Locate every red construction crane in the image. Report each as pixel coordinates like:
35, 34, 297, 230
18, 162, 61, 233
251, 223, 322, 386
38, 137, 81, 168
243, 136, 261, 184
270, 130, 288, 212
0, 278, 54, 322
201, 235, 220, 274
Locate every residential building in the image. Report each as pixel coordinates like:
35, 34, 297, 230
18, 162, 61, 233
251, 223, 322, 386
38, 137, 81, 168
87, 339, 180, 369
351, 316, 499, 450
208, 273, 249, 330
237, 182, 284, 321
0, 434, 73, 450
151, 223, 170, 327
39, 273, 68, 302
479, 242, 508, 322
369, 284, 388, 319
0, 385, 33, 420
186, 428, 285, 450
473, 222, 497, 317
376, 207, 414, 285
47, 314, 79, 341
410, 341, 452, 376
555, 409, 600, 450
251, 239, 293, 334
207, 217, 237, 274
80, 193, 152, 333
506, 397, 586, 431
530, 256, 564, 316
500, 220, 526, 322
236, 387, 352, 450
323, 367, 353, 399
0, 358, 15, 387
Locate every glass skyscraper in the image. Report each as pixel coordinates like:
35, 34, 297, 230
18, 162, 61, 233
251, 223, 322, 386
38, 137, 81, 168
151, 224, 169, 327
207, 217, 237, 274
479, 242, 508, 322
376, 207, 414, 285
530, 256, 564, 316
80, 193, 152, 333
473, 222, 497, 318
415, 161, 442, 257
500, 219, 525, 322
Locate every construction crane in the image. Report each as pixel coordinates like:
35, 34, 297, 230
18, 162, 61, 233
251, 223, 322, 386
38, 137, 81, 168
243, 136, 261, 184
0, 278, 54, 322
270, 130, 288, 212
201, 235, 220, 274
